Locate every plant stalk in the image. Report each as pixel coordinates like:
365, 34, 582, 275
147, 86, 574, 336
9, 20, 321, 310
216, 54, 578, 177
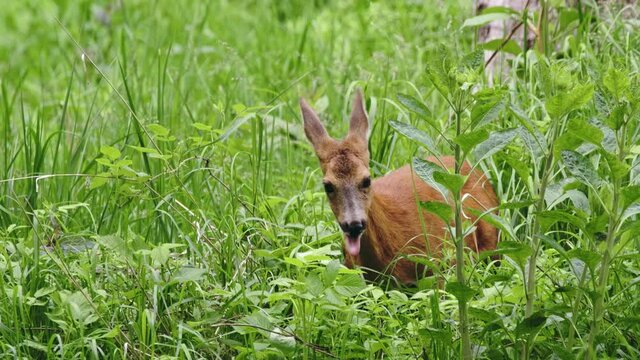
586, 123, 626, 357
585, 180, 619, 357
521, 120, 560, 360
453, 107, 472, 360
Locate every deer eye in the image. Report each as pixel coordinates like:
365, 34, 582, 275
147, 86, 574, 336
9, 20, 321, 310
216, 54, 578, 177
323, 182, 335, 194
360, 176, 371, 189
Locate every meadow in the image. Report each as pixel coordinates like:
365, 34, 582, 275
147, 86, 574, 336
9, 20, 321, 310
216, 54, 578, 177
1, 0, 639, 358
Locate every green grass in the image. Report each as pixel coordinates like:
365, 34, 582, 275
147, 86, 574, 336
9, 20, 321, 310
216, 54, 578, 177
1, 0, 639, 358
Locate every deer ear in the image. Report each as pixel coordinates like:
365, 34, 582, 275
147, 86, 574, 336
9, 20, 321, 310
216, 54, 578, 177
348, 89, 369, 141
301, 98, 331, 154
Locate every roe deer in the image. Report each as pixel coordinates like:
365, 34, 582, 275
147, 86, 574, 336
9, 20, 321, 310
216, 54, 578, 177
301, 90, 500, 284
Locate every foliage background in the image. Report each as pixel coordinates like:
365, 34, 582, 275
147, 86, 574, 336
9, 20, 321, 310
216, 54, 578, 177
0, 0, 639, 358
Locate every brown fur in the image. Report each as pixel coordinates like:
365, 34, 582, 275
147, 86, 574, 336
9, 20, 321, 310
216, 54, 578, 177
301, 91, 499, 284
345, 157, 499, 283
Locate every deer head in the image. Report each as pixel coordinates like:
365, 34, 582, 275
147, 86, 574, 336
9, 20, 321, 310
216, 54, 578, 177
300, 91, 371, 256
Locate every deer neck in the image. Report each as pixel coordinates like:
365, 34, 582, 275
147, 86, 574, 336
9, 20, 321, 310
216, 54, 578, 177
359, 190, 397, 270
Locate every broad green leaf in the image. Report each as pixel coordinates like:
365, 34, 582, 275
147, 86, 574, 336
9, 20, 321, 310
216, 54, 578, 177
147, 123, 170, 137
232, 103, 247, 115
537, 60, 554, 96
481, 39, 522, 56
600, 149, 629, 180
515, 312, 547, 338
237, 311, 272, 335
128, 145, 159, 154
509, 104, 536, 135
546, 62, 573, 93
425, 60, 450, 100
554, 133, 584, 155
559, 8, 580, 29
33, 287, 56, 298
416, 276, 437, 290
462, 12, 513, 28
511, 105, 547, 157
540, 235, 569, 259
470, 98, 505, 129
472, 127, 518, 164
478, 6, 520, 16
561, 150, 601, 188
150, 243, 185, 267
269, 277, 295, 288
389, 120, 439, 155
446, 281, 477, 302
434, 171, 465, 195
296, 244, 338, 262
396, 93, 432, 118
113, 159, 133, 168
324, 288, 346, 307
61, 291, 96, 324
520, 128, 547, 160
90, 175, 109, 189
460, 49, 484, 70
95, 234, 132, 262
483, 273, 515, 285
173, 267, 207, 283
622, 185, 640, 210
545, 83, 594, 118
603, 67, 630, 100
192, 122, 213, 131
335, 274, 366, 297
587, 213, 609, 237
147, 152, 172, 161
469, 307, 501, 323
100, 146, 121, 160
498, 199, 537, 210
413, 158, 448, 198
323, 260, 341, 286
305, 273, 323, 296
417, 327, 453, 342
572, 118, 605, 145
554, 118, 604, 154
594, 90, 610, 115
454, 129, 488, 155
538, 210, 587, 233
420, 201, 452, 223
491, 240, 532, 267
469, 209, 517, 241
98, 325, 122, 339
566, 189, 591, 214
622, 204, 640, 223
591, 118, 617, 152
267, 328, 296, 353
607, 102, 628, 130
111, 166, 137, 178
544, 180, 572, 207
499, 152, 531, 183
619, 218, 640, 236
567, 249, 601, 272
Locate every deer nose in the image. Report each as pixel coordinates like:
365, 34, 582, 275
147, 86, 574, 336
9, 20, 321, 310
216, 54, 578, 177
340, 220, 366, 237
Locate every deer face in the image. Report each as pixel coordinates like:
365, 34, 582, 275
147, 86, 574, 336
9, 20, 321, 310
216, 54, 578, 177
301, 91, 371, 256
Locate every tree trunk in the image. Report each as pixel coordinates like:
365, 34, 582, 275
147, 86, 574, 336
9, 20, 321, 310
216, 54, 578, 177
476, 0, 538, 85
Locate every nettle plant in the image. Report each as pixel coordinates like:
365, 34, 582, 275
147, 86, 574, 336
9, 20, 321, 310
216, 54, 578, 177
389, 47, 517, 359
577, 65, 640, 357
509, 60, 640, 358
389, 49, 640, 358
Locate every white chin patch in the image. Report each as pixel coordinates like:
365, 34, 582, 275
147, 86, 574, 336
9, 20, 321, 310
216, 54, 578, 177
344, 233, 362, 256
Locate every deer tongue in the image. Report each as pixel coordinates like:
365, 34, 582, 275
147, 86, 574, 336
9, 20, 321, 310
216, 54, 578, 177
344, 234, 361, 256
